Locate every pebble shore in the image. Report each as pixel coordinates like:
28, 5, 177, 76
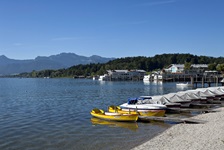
132, 107, 224, 150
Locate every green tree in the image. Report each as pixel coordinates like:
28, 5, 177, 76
216, 64, 224, 73
31, 70, 37, 77
184, 62, 191, 70
208, 63, 217, 70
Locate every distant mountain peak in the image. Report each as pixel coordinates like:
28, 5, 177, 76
90, 55, 102, 58
0, 55, 8, 59
0, 52, 115, 75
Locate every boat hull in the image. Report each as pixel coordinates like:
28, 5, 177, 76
90, 108, 138, 122
120, 103, 167, 110
108, 105, 166, 117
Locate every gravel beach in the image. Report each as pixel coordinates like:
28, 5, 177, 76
132, 107, 224, 150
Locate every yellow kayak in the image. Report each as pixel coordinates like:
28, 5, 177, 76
108, 105, 139, 114
90, 108, 138, 122
108, 105, 166, 117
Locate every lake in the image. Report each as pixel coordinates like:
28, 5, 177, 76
0, 78, 192, 150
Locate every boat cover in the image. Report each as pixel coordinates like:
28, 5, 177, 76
163, 93, 191, 103
176, 92, 200, 100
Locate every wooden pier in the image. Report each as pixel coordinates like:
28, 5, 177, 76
189, 75, 224, 88
161, 74, 224, 88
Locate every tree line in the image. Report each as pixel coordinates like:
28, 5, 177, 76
15, 53, 224, 78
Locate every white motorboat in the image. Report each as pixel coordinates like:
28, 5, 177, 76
98, 74, 110, 81
176, 82, 191, 87
143, 75, 151, 81
92, 76, 99, 80
120, 98, 167, 110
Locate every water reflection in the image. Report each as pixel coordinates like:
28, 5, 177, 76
176, 85, 191, 90
143, 80, 150, 85
91, 117, 138, 131
153, 80, 163, 85
143, 80, 163, 85
143, 81, 164, 96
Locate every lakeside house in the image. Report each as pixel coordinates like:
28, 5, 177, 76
164, 64, 208, 74
98, 70, 146, 81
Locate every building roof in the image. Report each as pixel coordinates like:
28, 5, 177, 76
107, 70, 146, 73
166, 64, 208, 69
191, 64, 208, 68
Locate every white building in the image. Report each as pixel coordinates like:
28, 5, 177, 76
164, 64, 208, 74
164, 64, 184, 73
99, 70, 146, 81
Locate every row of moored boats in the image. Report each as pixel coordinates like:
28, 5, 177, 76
90, 86, 224, 122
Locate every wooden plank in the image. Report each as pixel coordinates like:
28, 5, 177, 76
166, 107, 219, 114
181, 118, 207, 124
190, 103, 221, 108
178, 108, 219, 113
138, 116, 206, 124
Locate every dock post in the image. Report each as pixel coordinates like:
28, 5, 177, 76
190, 76, 194, 87
202, 77, 204, 88
216, 76, 218, 87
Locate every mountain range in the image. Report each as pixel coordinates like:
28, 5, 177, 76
0, 53, 115, 75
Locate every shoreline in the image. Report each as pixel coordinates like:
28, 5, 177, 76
132, 107, 224, 150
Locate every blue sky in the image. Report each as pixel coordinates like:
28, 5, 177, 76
0, 0, 223, 60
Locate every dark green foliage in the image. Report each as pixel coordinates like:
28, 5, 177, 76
15, 53, 224, 78
184, 62, 192, 70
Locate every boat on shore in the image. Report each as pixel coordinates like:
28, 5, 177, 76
176, 91, 201, 105
207, 87, 224, 100
108, 105, 166, 117
196, 88, 221, 102
163, 93, 192, 108
120, 102, 167, 110
118, 98, 167, 117
139, 95, 181, 108
90, 108, 138, 122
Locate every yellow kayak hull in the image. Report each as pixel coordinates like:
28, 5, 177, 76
90, 108, 138, 122
108, 105, 166, 117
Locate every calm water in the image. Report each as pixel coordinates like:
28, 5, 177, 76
0, 78, 192, 150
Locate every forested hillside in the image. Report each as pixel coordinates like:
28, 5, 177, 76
14, 53, 224, 78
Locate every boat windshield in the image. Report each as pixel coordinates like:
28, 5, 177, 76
127, 98, 138, 104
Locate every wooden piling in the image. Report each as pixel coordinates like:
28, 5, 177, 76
191, 76, 194, 87
202, 77, 204, 88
